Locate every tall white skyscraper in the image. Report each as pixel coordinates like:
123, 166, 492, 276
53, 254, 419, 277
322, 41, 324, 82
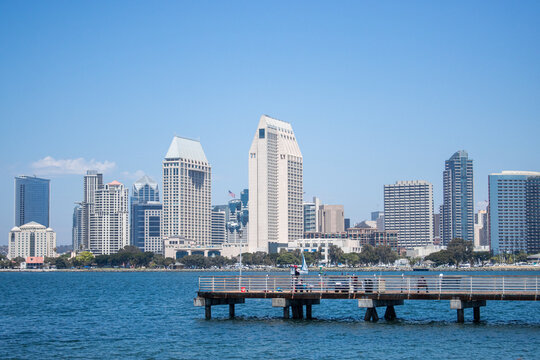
162, 136, 211, 246
248, 115, 303, 253
80, 170, 103, 251
89, 180, 129, 255
384, 180, 434, 249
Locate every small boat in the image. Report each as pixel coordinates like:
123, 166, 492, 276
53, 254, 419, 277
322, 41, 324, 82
413, 267, 430, 272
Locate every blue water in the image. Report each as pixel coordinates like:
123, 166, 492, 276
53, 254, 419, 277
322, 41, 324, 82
1, 271, 539, 359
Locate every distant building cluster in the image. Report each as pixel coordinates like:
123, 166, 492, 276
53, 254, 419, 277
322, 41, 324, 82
7, 116, 540, 260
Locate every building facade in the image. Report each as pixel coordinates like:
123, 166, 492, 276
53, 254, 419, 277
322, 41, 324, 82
72, 204, 83, 252
211, 207, 226, 245
14, 176, 50, 228
8, 221, 56, 259
442, 150, 474, 245
162, 136, 211, 246
384, 180, 434, 248
489, 171, 540, 254
474, 209, 488, 248
318, 205, 345, 233
79, 170, 103, 251
89, 181, 129, 255
130, 175, 161, 252
248, 115, 303, 252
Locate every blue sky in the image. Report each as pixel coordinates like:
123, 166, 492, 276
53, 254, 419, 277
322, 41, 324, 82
1, 1, 539, 245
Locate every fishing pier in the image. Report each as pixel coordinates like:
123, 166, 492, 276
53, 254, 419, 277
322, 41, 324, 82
194, 274, 539, 323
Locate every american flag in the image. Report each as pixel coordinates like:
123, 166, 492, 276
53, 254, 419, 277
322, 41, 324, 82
228, 190, 236, 198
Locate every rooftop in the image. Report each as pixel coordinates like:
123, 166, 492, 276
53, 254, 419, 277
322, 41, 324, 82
165, 136, 208, 163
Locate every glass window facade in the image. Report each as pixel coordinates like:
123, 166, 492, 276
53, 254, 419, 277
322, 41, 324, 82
15, 176, 50, 227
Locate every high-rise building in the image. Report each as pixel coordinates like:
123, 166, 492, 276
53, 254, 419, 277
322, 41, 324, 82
162, 136, 211, 246
474, 209, 488, 248
130, 176, 161, 252
318, 205, 345, 233
442, 150, 474, 245
248, 115, 303, 253
303, 202, 317, 233
211, 207, 227, 245
80, 170, 103, 251
72, 204, 83, 252
384, 180, 434, 249
344, 218, 351, 231
371, 211, 385, 230
433, 212, 441, 244
14, 176, 50, 227
8, 222, 56, 259
488, 171, 540, 254
89, 181, 129, 255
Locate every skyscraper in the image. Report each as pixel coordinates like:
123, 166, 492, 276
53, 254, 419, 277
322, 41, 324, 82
248, 115, 303, 253
162, 136, 211, 246
89, 180, 129, 255
442, 150, 474, 245
318, 205, 345, 233
72, 204, 83, 251
211, 207, 226, 245
130, 175, 161, 252
14, 176, 50, 227
384, 180, 434, 249
488, 171, 540, 254
80, 170, 103, 251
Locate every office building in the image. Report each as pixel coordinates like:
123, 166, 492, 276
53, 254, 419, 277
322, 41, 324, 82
211, 208, 227, 245
384, 180, 434, 248
248, 115, 303, 252
344, 218, 351, 230
8, 221, 56, 259
442, 150, 474, 244
130, 176, 161, 252
433, 212, 441, 244
89, 180, 129, 255
162, 136, 211, 246
489, 171, 540, 254
14, 176, 50, 227
318, 205, 345, 233
474, 209, 488, 248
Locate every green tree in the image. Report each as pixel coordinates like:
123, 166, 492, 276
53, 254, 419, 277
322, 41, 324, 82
73, 251, 94, 267
472, 251, 491, 266
342, 252, 360, 266
447, 238, 474, 266
276, 252, 299, 266
425, 250, 453, 266
328, 245, 344, 265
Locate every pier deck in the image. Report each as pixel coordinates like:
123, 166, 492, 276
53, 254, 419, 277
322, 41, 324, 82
195, 274, 539, 322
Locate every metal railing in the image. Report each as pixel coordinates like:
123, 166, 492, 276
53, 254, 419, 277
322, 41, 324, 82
198, 274, 540, 297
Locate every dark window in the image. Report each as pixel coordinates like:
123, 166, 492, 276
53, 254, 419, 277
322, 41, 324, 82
259, 128, 265, 139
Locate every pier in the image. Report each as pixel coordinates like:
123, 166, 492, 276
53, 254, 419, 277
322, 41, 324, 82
194, 274, 539, 322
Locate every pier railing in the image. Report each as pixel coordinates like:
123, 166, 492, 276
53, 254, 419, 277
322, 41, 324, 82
198, 274, 540, 297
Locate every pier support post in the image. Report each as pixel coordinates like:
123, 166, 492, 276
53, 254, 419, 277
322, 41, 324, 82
283, 306, 290, 319
229, 304, 235, 319
450, 299, 486, 323
194, 297, 245, 319
272, 298, 320, 320
306, 304, 312, 320
358, 299, 404, 322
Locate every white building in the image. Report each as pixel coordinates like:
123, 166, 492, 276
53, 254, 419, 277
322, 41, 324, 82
248, 115, 303, 253
384, 180, 434, 249
80, 170, 103, 251
90, 180, 129, 255
211, 208, 226, 245
281, 237, 362, 264
8, 221, 56, 259
318, 204, 345, 233
144, 207, 163, 253
162, 136, 212, 246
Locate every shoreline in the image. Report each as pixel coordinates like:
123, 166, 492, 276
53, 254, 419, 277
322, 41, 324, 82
1, 266, 539, 273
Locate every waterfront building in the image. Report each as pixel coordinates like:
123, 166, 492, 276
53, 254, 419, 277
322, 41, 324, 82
14, 176, 50, 227
371, 211, 385, 230
163, 237, 221, 259
474, 210, 488, 248
384, 180, 434, 248
488, 171, 540, 254
433, 212, 441, 244
89, 180, 129, 255
442, 150, 474, 245
344, 218, 351, 231
130, 176, 161, 252
303, 197, 321, 233
318, 205, 345, 233
346, 228, 399, 250
211, 207, 226, 245
72, 204, 83, 252
8, 221, 56, 259
162, 136, 211, 246
79, 170, 103, 251
248, 115, 303, 253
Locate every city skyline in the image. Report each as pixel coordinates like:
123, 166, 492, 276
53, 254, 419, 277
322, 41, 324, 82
1, 1, 540, 245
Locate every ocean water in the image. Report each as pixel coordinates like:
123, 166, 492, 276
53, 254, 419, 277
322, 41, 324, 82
1, 271, 539, 359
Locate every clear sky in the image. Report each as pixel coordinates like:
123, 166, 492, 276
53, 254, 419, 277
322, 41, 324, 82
1, 1, 539, 245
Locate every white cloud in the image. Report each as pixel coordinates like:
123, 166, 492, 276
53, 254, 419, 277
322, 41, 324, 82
31, 156, 116, 175
121, 169, 146, 181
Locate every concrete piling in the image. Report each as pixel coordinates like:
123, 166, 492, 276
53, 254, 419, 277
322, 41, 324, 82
450, 299, 486, 323
358, 299, 404, 322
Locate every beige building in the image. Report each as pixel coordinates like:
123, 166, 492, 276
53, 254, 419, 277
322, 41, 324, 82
318, 205, 344, 233
8, 221, 56, 259
90, 180, 129, 255
162, 136, 212, 246
248, 115, 303, 253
